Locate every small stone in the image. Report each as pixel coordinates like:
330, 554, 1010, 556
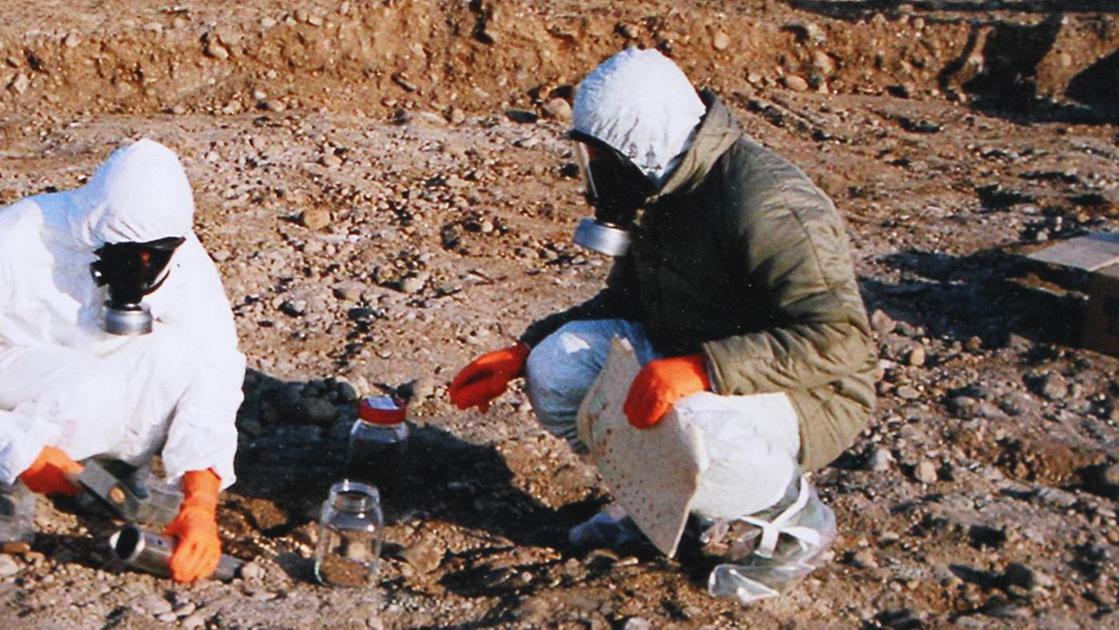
399, 275, 425, 294
240, 561, 263, 581
158, 613, 178, 623
279, 300, 306, 317
785, 20, 825, 44
401, 539, 443, 575
870, 309, 896, 336
946, 396, 977, 418
712, 31, 730, 51
914, 460, 938, 484
302, 397, 338, 426
204, 38, 230, 60
8, 73, 29, 95
622, 617, 652, 630
182, 613, 206, 630
782, 75, 809, 92
617, 23, 639, 39
333, 282, 364, 301
506, 109, 538, 124
0, 555, 19, 577
174, 602, 197, 617
905, 345, 926, 367
896, 385, 920, 400
865, 447, 894, 472
300, 208, 331, 231
542, 97, 572, 122
812, 50, 836, 75
140, 594, 173, 616
1032, 568, 1057, 589
320, 153, 342, 168
1100, 464, 1119, 487
852, 549, 879, 569
335, 380, 359, 404
1029, 372, 1068, 401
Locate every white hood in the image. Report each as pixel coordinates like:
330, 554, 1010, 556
572, 48, 707, 184
68, 138, 195, 248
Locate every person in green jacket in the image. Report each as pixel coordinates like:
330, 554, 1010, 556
449, 48, 877, 602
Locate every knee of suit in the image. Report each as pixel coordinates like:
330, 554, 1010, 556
524, 325, 606, 408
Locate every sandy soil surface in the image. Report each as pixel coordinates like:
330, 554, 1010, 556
1, 1, 1119, 628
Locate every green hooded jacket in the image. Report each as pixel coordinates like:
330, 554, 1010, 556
522, 92, 877, 471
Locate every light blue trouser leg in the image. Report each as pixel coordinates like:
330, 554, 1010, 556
523, 319, 660, 452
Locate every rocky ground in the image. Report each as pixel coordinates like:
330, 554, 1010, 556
1, 0, 1119, 628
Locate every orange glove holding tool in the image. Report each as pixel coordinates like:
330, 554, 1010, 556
623, 354, 711, 429
164, 469, 222, 583
449, 342, 531, 412
19, 446, 83, 496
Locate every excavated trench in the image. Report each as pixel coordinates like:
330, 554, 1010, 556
0, 1, 1116, 124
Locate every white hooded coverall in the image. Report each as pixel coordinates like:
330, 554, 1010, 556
0, 139, 245, 489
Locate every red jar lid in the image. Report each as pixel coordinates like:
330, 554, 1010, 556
358, 396, 407, 425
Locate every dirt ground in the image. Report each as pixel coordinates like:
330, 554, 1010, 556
2, 1, 1119, 628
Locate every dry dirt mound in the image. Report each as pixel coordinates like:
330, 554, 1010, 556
0, 1, 1117, 122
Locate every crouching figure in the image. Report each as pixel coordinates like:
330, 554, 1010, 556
0, 139, 245, 583
450, 49, 877, 603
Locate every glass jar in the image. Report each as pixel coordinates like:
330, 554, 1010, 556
314, 480, 383, 588
347, 396, 410, 496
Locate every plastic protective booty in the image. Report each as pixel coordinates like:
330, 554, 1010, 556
699, 473, 836, 605
0, 481, 36, 546
568, 504, 646, 551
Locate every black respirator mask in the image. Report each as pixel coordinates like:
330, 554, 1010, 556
90, 236, 185, 336
571, 134, 655, 257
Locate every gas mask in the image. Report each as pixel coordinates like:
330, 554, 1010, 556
571, 135, 655, 257
90, 236, 185, 335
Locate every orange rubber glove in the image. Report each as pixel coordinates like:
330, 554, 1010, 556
164, 469, 222, 583
19, 446, 82, 496
623, 354, 711, 429
449, 342, 531, 412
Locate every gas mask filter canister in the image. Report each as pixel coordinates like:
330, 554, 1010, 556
90, 236, 185, 336
571, 138, 654, 257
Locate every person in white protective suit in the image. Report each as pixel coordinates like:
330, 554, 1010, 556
449, 49, 877, 603
0, 139, 245, 583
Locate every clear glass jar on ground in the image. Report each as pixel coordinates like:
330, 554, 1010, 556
314, 480, 384, 588
347, 396, 410, 495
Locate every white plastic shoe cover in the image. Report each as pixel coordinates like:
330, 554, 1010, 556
701, 475, 836, 604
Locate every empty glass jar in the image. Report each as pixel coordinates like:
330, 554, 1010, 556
314, 480, 384, 588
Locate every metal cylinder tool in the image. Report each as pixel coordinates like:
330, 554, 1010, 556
109, 524, 242, 581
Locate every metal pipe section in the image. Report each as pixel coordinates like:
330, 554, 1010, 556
109, 524, 242, 581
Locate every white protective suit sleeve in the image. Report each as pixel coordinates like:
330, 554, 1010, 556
149, 235, 246, 489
